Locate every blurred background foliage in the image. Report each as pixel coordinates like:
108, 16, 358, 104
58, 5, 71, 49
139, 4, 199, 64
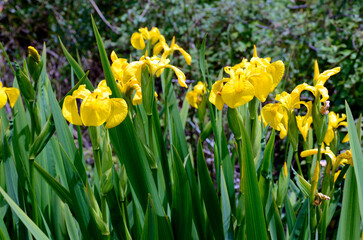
0, 0, 362, 115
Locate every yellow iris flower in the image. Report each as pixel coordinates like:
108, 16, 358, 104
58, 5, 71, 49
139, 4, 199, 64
124, 55, 187, 88
301, 147, 352, 173
295, 61, 340, 103
209, 45, 284, 110
131, 27, 163, 50
246, 46, 285, 102
186, 81, 206, 109
153, 36, 192, 65
261, 87, 312, 139
110, 51, 143, 105
323, 111, 347, 145
62, 82, 128, 129
0, 81, 20, 109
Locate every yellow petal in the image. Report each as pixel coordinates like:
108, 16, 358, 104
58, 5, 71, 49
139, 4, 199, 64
316, 85, 329, 102
153, 41, 166, 56
248, 73, 273, 102
253, 45, 258, 58
261, 103, 287, 137
317, 67, 340, 85
301, 149, 319, 158
149, 27, 161, 44
28, 46, 40, 63
62, 96, 82, 125
342, 133, 349, 143
131, 32, 146, 50
161, 65, 187, 88
194, 81, 206, 95
221, 79, 255, 108
186, 91, 198, 109
111, 51, 118, 63
313, 60, 320, 83
72, 85, 91, 99
291, 83, 315, 104
4, 87, 20, 108
268, 60, 285, 90
80, 93, 111, 126
0, 88, 8, 109
175, 44, 192, 65
323, 126, 335, 146
123, 61, 144, 84
105, 98, 128, 129
209, 80, 225, 110
132, 84, 143, 105
297, 115, 312, 142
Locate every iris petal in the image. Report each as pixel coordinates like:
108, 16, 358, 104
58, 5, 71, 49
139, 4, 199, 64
222, 79, 255, 108
62, 96, 82, 125
131, 32, 146, 50
4, 87, 19, 108
105, 98, 128, 129
80, 93, 111, 126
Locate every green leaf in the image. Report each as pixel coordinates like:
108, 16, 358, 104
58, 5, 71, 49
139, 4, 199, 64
337, 167, 361, 239
197, 139, 224, 239
141, 195, 158, 240
171, 145, 192, 239
58, 38, 94, 91
0, 187, 49, 240
345, 102, 363, 218
290, 199, 309, 240
220, 167, 232, 239
91, 15, 172, 239
238, 124, 268, 240
33, 161, 72, 206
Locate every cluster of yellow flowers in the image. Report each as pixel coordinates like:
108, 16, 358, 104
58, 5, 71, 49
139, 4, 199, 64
61, 27, 192, 128
110, 27, 191, 106
209, 46, 285, 110
262, 61, 341, 140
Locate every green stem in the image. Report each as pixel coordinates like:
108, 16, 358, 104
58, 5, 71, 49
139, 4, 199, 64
295, 151, 303, 176
29, 160, 38, 225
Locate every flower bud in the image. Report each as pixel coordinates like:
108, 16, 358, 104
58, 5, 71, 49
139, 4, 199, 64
288, 112, 299, 152
15, 62, 35, 101
227, 107, 243, 140
141, 69, 155, 116
312, 99, 329, 145
27, 46, 43, 87
100, 169, 113, 196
